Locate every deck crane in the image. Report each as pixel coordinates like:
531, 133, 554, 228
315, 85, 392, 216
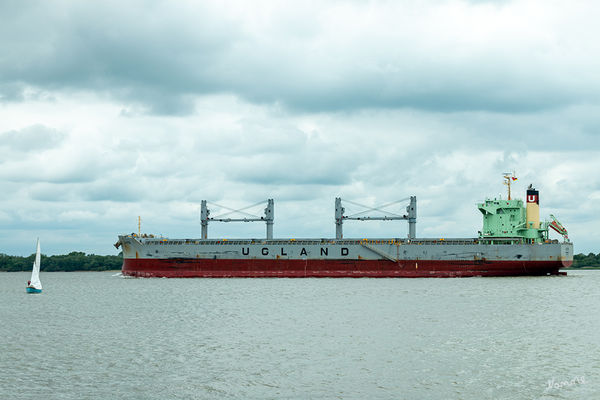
548, 214, 569, 242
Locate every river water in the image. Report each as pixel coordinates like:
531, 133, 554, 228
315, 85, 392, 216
1, 270, 598, 399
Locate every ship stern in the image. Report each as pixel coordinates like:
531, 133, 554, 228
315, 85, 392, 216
561, 242, 574, 268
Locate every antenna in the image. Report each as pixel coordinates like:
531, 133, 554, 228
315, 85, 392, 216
502, 172, 517, 200
138, 216, 141, 236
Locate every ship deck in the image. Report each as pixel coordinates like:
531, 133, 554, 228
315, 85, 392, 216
133, 236, 561, 246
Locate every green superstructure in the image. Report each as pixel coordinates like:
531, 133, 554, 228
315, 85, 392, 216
477, 198, 547, 244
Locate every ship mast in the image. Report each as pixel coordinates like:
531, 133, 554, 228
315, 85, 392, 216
502, 172, 517, 200
335, 197, 416, 240
200, 199, 274, 239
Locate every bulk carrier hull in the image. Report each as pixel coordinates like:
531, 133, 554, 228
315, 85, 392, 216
117, 182, 573, 278
118, 236, 572, 278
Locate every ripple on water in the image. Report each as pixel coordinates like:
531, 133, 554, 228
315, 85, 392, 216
0, 271, 598, 399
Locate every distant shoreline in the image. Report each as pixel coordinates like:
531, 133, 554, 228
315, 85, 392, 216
0, 252, 122, 272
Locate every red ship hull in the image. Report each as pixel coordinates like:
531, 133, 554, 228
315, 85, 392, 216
122, 258, 567, 278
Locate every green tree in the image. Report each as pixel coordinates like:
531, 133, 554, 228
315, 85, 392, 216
573, 253, 600, 268
0, 252, 123, 272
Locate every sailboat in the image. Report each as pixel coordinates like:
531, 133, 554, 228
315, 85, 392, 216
26, 239, 43, 294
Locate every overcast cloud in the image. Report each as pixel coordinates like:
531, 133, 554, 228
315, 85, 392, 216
1, 0, 599, 255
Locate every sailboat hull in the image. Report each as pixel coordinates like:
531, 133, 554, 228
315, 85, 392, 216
26, 287, 42, 293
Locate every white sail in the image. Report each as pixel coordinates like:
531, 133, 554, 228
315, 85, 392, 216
29, 238, 42, 290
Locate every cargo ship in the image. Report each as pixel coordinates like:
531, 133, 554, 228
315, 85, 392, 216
116, 177, 573, 278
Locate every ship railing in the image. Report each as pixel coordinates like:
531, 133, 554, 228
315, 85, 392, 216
138, 237, 490, 246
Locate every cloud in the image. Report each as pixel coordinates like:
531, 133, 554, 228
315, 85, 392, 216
0, 124, 65, 153
1, 1, 599, 115
0, 1, 599, 256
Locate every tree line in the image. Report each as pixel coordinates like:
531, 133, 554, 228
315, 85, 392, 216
0, 252, 122, 272
572, 253, 600, 268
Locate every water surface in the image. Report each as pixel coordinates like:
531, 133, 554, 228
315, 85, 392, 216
1, 271, 598, 399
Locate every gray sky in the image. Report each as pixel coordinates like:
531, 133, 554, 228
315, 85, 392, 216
1, 0, 599, 255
